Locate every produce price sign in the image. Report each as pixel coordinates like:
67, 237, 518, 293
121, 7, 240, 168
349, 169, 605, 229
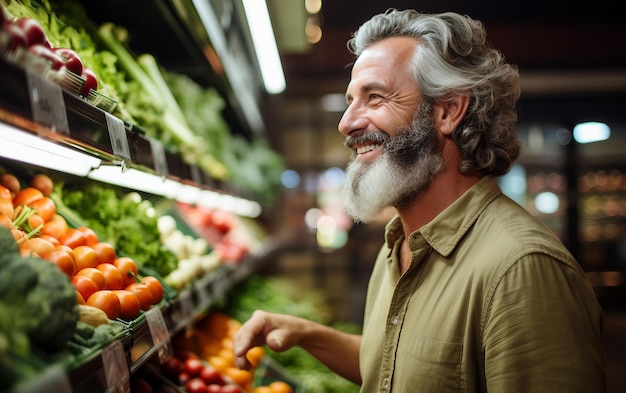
145, 306, 173, 363
101, 340, 130, 393
178, 287, 195, 327
25, 70, 69, 136
195, 274, 213, 311
148, 136, 169, 178
104, 112, 131, 162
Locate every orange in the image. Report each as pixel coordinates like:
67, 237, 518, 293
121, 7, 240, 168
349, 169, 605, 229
208, 355, 230, 372
246, 346, 265, 368
268, 381, 293, 393
223, 367, 253, 389
253, 387, 272, 393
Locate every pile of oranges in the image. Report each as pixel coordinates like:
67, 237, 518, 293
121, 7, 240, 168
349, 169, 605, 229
173, 311, 294, 393
0, 171, 164, 322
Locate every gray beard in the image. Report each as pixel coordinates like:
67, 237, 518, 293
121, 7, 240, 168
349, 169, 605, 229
341, 106, 444, 223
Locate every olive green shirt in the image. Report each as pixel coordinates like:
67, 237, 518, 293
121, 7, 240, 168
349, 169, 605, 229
360, 175, 605, 393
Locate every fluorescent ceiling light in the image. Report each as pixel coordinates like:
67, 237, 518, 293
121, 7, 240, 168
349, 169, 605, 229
88, 166, 181, 199
0, 122, 101, 176
573, 121, 611, 144
242, 0, 286, 94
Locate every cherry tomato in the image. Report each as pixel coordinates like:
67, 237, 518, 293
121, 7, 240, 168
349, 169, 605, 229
125, 282, 153, 310
97, 263, 124, 290
112, 289, 141, 321
28, 197, 56, 222
12, 187, 43, 207
161, 357, 183, 380
29, 173, 53, 196
87, 290, 120, 320
72, 245, 98, 271
114, 257, 139, 287
71, 275, 99, 302
140, 276, 165, 304
185, 378, 207, 393
75, 267, 106, 289
92, 241, 116, 264
184, 358, 205, 377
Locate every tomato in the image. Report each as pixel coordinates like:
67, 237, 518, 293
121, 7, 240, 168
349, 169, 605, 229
0, 214, 12, 230
114, 257, 139, 287
41, 214, 68, 239
130, 376, 153, 393
20, 237, 55, 258
28, 197, 56, 222
29, 174, 53, 196
92, 241, 116, 264
0, 185, 11, 200
97, 263, 123, 290
60, 227, 86, 248
161, 356, 183, 381
47, 249, 76, 277
27, 213, 44, 231
221, 385, 245, 393
185, 378, 207, 393
12, 187, 43, 207
87, 290, 120, 320
76, 290, 86, 305
125, 282, 153, 311
140, 276, 165, 304
72, 245, 98, 271
0, 174, 20, 195
206, 385, 223, 393
76, 267, 106, 289
112, 289, 141, 321
0, 198, 14, 218
71, 275, 99, 302
200, 365, 225, 386
77, 226, 99, 246
184, 358, 205, 377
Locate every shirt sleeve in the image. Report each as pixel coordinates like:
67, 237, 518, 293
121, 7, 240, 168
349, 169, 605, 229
482, 252, 605, 392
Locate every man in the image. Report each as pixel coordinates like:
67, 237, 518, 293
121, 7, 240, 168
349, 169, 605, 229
233, 9, 605, 392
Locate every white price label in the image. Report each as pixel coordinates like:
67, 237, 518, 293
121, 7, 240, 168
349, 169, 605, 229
26, 70, 69, 135
105, 112, 131, 161
145, 307, 173, 363
148, 137, 169, 178
101, 340, 130, 393
179, 288, 195, 325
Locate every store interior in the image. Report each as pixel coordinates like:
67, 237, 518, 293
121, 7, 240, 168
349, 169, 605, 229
1, 0, 625, 392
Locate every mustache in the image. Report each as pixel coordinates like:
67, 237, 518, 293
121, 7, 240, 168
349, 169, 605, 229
344, 131, 390, 149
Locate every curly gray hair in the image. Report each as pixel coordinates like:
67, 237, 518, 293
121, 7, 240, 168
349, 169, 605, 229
347, 9, 521, 176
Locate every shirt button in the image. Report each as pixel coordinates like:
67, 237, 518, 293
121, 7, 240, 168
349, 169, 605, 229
391, 315, 400, 325
382, 377, 390, 388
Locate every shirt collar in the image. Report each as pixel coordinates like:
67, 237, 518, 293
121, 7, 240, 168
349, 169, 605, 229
384, 175, 503, 257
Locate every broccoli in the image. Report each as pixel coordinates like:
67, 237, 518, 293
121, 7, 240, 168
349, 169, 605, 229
0, 227, 79, 354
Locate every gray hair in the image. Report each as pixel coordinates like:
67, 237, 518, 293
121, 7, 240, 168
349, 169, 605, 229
347, 9, 521, 176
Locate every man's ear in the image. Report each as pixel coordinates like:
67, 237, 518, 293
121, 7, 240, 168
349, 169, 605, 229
432, 94, 470, 136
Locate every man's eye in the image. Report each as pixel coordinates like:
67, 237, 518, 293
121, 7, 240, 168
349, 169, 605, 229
369, 94, 383, 101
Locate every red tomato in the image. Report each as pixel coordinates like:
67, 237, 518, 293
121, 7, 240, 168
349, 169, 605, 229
161, 356, 183, 381
41, 214, 68, 239
72, 245, 98, 271
185, 378, 207, 393
140, 276, 165, 304
92, 241, 116, 264
46, 249, 76, 277
200, 365, 225, 386
125, 283, 153, 311
206, 385, 223, 393
60, 227, 86, 248
87, 290, 121, 320
12, 187, 43, 207
112, 289, 141, 321
221, 385, 244, 393
77, 226, 99, 246
184, 358, 205, 377
97, 263, 124, 290
75, 267, 106, 289
114, 257, 139, 287
71, 275, 99, 302
28, 197, 56, 222
129, 376, 153, 393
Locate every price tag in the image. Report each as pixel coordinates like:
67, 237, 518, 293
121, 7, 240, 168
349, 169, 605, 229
196, 275, 212, 311
190, 164, 202, 185
145, 307, 173, 363
25, 70, 69, 135
101, 340, 130, 393
148, 137, 169, 178
16, 364, 72, 393
105, 112, 131, 161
